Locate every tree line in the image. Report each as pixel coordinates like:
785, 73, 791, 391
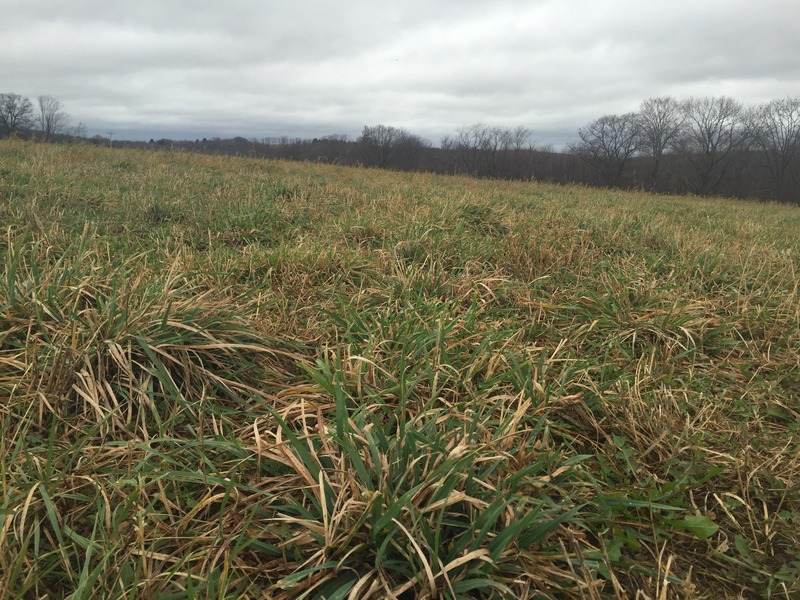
571, 96, 800, 203
2, 91, 798, 203
0, 92, 86, 140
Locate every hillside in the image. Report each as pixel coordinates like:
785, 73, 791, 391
1, 139, 799, 598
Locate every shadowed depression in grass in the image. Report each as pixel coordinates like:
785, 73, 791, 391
0, 139, 799, 598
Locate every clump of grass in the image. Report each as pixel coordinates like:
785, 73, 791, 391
251, 391, 587, 597
240, 294, 609, 597
459, 202, 509, 236
0, 226, 304, 440
0, 228, 306, 597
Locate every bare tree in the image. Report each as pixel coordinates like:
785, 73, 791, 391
481, 126, 512, 176
442, 124, 530, 177
675, 96, 751, 196
358, 125, 396, 167
509, 125, 532, 152
358, 124, 425, 169
638, 96, 684, 190
570, 113, 643, 187
0, 93, 34, 137
37, 95, 70, 139
442, 124, 493, 174
750, 97, 800, 202
393, 130, 430, 170
505, 126, 534, 178
69, 121, 88, 139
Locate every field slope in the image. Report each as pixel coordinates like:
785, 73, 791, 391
1, 139, 799, 598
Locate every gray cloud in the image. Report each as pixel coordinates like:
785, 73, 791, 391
4, 0, 799, 146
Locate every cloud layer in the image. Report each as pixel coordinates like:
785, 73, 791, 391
4, 0, 799, 145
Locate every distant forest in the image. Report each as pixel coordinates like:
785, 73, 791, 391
2, 92, 799, 204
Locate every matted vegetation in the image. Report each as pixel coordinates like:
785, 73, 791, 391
1, 138, 799, 598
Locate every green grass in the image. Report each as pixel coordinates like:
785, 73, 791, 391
1, 138, 799, 598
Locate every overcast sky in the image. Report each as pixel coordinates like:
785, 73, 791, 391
3, 0, 799, 147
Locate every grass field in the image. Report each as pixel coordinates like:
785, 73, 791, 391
1, 138, 799, 598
